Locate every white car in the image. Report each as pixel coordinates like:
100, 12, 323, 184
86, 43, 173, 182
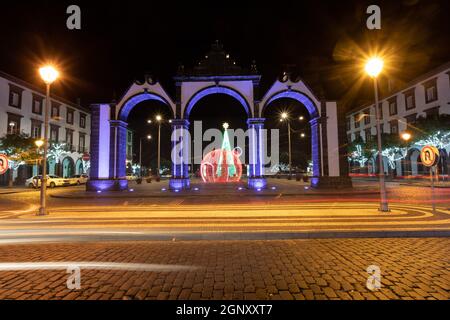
70, 174, 89, 185
25, 175, 71, 188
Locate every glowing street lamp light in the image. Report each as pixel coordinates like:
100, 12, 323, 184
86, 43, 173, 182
35, 140, 44, 148
299, 116, 304, 121
300, 133, 306, 138
365, 57, 383, 78
37, 65, 59, 216
365, 57, 389, 212
147, 119, 152, 124
401, 132, 412, 141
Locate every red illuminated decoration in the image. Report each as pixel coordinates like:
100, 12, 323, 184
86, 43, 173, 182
200, 123, 242, 183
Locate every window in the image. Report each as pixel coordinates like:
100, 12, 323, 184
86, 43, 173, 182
388, 97, 397, 116
389, 120, 398, 134
377, 103, 383, 120
66, 108, 74, 124
8, 84, 23, 108
404, 89, 415, 110
50, 125, 59, 142
424, 79, 438, 103
51, 102, 61, 119
346, 117, 350, 131
79, 113, 86, 128
65, 129, 74, 148
405, 113, 417, 125
354, 114, 360, 128
79, 133, 86, 153
365, 129, 372, 142
32, 94, 43, 115
7, 113, 22, 134
425, 106, 439, 120
347, 134, 352, 143
31, 120, 42, 138
364, 110, 371, 125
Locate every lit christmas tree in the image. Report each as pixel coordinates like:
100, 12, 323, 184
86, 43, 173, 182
200, 123, 242, 183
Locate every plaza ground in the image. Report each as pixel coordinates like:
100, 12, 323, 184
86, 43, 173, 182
0, 238, 448, 300
0, 178, 448, 300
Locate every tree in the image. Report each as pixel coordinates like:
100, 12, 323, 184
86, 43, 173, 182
347, 136, 372, 168
0, 133, 38, 186
412, 115, 450, 149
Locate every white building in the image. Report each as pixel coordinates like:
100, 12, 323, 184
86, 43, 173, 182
346, 61, 450, 177
0, 71, 91, 185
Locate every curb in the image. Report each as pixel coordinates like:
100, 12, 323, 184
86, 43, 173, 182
50, 190, 381, 200
2, 229, 449, 243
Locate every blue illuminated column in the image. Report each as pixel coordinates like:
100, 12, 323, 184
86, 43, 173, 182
169, 119, 190, 190
309, 117, 321, 187
247, 118, 267, 189
110, 120, 128, 181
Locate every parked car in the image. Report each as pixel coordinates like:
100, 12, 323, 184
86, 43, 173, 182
25, 175, 71, 188
70, 174, 89, 185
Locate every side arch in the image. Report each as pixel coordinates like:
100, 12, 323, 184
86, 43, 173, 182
117, 92, 175, 122
261, 89, 320, 119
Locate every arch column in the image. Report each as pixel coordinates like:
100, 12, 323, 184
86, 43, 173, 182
247, 118, 267, 189
86, 103, 128, 191
169, 119, 190, 190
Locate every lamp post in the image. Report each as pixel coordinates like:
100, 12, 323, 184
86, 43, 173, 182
34, 139, 44, 177
139, 135, 152, 177
365, 57, 389, 212
280, 112, 292, 178
37, 65, 59, 216
156, 115, 162, 177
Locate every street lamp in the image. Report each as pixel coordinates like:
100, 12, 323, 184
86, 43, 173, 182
401, 132, 412, 142
365, 57, 389, 212
37, 65, 59, 216
139, 135, 152, 177
155, 115, 162, 177
8, 122, 15, 134
280, 112, 292, 178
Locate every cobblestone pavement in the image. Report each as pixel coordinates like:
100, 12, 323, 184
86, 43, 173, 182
0, 238, 448, 300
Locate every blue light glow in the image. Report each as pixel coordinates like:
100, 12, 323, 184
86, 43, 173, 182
265, 90, 319, 118
271, 186, 276, 190
129, 188, 134, 192
97, 190, 102, 194
119, 92, 173, 121
193, 187, 199, 191
161, 188, 167, 191
185, 86, 251, 118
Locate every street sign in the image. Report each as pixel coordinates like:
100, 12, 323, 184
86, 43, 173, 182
82, 153, 90, 161
0, 154, 9, 175
420, 145, 439, 167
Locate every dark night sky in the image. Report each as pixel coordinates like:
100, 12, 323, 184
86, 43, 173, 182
1, 0, 449, 169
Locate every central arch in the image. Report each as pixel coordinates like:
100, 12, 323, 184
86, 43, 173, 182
183, 85, 252, 119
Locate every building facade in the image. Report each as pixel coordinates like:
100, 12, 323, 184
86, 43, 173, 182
0, 71, 91, 185
346, 62, 450, 177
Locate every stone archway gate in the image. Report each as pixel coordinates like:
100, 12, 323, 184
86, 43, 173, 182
87, 43, 350, 191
